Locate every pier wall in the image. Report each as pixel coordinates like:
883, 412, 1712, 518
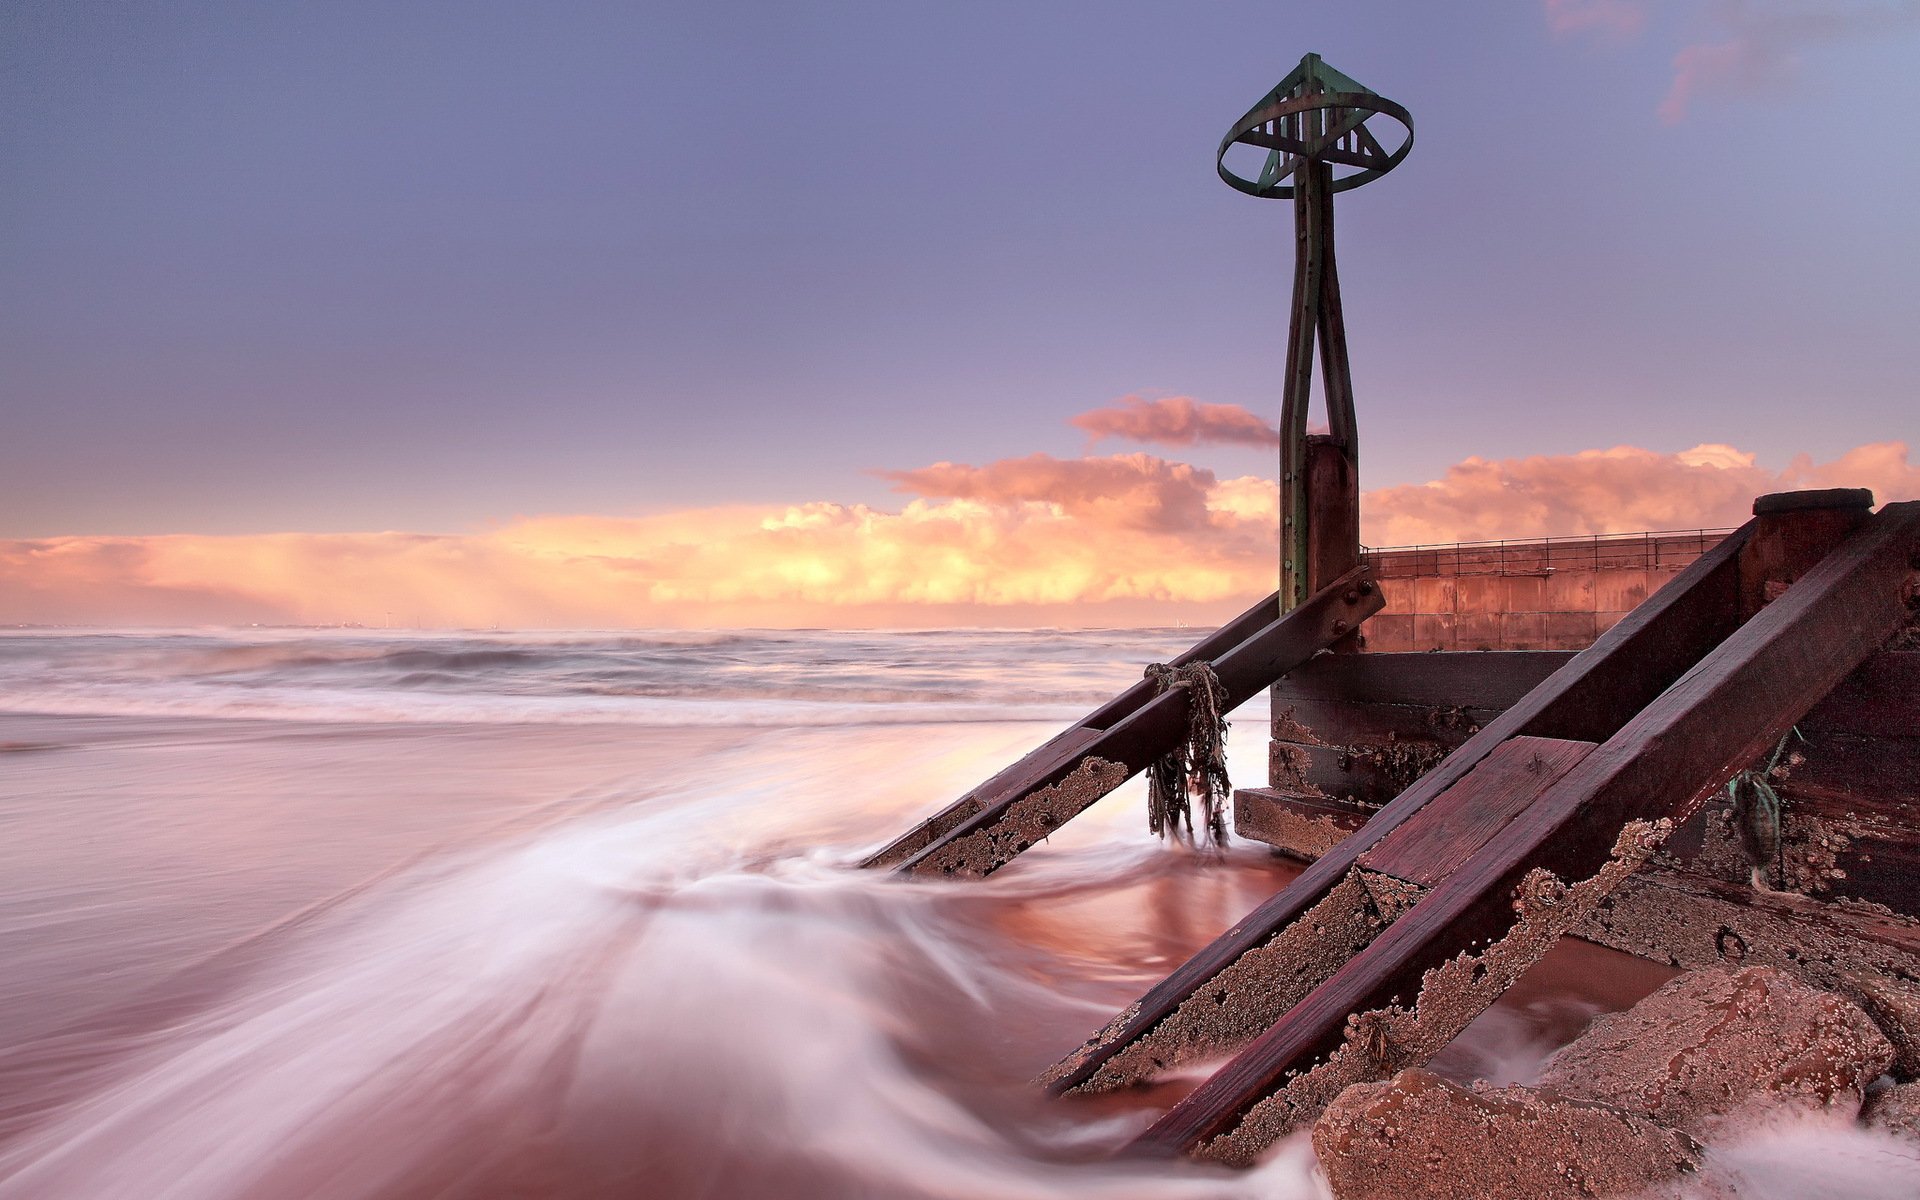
1361, 529, 1731, 652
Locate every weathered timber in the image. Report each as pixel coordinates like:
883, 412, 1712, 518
1357, 736, 1596, 888
1254, 712, 1920, 919
1041, 519, 1761, 1097
1770, 727, 1920, 816
1577, 865, 1920, 982
1802, 650, 1920, 737
1270, 697, 1492, 753
1233, 788, 1371, 864
1245, 650, 1920, 865
1250, 803, 1920, 980
1738, 487, 1873, 618
877, 567, 1384, 879
1304, 436, 1359, 643
1262, 739, 1446, 809
859, 588, 1287, 869
1130, 501, 1920, 1159
1274, 651, 1574, 715
1261, 652, 1572, 812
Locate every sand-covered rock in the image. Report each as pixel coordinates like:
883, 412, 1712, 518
1312, 1068, 1702, 1200
1843, 972, 1920, 1080
1538, 966, 1893, 1136
1862, 1080, 1920, 1140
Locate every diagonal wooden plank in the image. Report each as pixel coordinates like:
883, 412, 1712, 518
1040, 518, 1758, 1095
1357, 736, 1595, 887
859, 588, 1288, 869
891, 567, 1384, 879
1132, 501, 1920, 1160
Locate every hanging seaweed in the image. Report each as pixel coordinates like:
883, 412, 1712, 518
1727, 726, 1804, 890
1143, 660, 1231, 846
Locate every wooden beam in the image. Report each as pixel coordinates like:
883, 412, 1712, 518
1233, 788, 1371, 863
859, 588, 1287, 869
1131, 502, 1920, 1158
1039, 520, 1759, 1096
1357, 737, 1596, 888
1304, 437, 1358, 608
1263, 739, 1448, 809
891, 567, 1384, 878
1579, 864, 1920, 981
1272, 651, 1575, 711
1801, 650, 1920, 737
1738, 489, 1872, 618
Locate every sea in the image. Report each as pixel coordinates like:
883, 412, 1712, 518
0, 628, 1913, 1199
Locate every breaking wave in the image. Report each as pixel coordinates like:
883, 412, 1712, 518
0, 628, 1253, 728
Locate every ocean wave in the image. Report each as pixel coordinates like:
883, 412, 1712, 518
0, 629, 1258, 729
0, 686, 1139, 729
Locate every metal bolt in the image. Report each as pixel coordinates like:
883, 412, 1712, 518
1358, 579, 1376, 595
1332, 620, 1350, 634
1343, 588, 1358, 603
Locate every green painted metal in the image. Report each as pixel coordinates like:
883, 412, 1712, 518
1216, 53, 1413, 200
1219, 53, 1411, 614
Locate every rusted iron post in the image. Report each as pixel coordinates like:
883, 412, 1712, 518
1217, 53, 1411, 613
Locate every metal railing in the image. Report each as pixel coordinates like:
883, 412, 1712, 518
1360, 527, 1735, 579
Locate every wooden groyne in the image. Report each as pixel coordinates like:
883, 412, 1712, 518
862, 49, 1920, 1168
865, 489, 1919, 1164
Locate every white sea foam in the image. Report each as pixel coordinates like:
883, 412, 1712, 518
0, 714, 1315, 1200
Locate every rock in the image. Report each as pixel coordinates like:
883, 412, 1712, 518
1862, 1080, 1920, 1140
1842, 972, 1920, 1080
1312, 1068, 1702, 1200
1538, 966, 1894, 1137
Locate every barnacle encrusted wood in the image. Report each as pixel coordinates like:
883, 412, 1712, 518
1130, 501, 1920, 1162
882, 567, 1381, 879
1188, 821, 1669, 1166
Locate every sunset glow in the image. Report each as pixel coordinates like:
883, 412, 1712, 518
8, 433, 1912, 629
5, 4, 1916, 628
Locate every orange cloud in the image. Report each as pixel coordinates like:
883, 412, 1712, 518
1361, 440, 1918, 546
878, 452, 1221, 532
3, 442, 1911, 628
1069, 395, 1279, 450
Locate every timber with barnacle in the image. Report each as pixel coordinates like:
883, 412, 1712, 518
863, 51, 1920, 1168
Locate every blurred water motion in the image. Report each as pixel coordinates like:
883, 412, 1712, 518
3, 629, 1895, 1198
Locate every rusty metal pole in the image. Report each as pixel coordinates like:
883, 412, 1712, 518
1217, 53, 1411, 615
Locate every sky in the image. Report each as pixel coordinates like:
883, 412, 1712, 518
2, 1, 1917, 626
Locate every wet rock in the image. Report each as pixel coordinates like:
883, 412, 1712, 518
1312, 1068, 1702, 1200
1538, 966, 1894, 1136
1862, 1080, 1920, 1140
1842, 972, 1920, 1080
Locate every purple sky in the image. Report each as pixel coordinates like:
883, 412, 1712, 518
5, 1, 1917, 539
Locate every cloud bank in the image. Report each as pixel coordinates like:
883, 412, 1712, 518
1069, 395, 1281, 450
4, 441, 1912, 628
